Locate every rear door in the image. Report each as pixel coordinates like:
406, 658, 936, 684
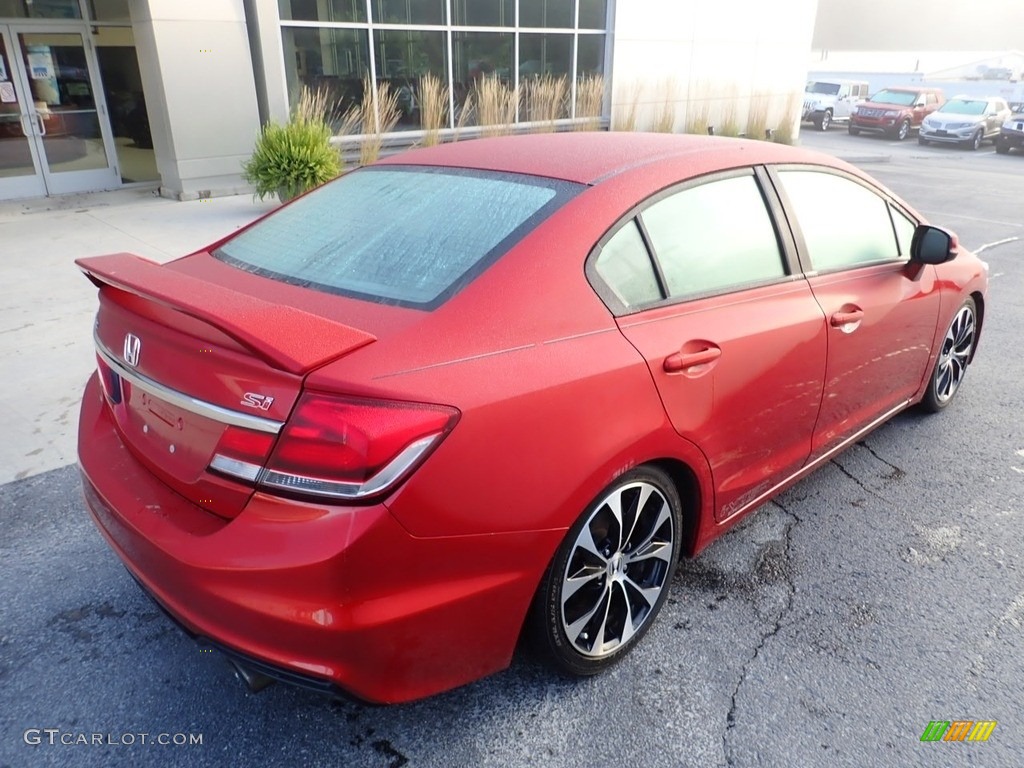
589, 169, 828, 521
769, 167, 940, 458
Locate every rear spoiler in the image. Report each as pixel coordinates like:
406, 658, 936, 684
77, 253, 376, 375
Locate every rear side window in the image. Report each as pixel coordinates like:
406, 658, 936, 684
215, 167, 581, 308
594, 220, 662, 307
641, 174, 787, 300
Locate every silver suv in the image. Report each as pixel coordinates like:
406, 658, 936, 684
918, 96, 1012, 150
802, 79, 870, 131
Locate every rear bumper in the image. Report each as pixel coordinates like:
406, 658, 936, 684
79, 374, 559, 703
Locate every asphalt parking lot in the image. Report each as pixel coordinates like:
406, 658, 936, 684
2, 127, 1023, 768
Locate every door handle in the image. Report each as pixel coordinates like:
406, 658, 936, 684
664, 346, 722, 373
19, 114, 32, 137
830, 309, 864, 327
35, 113, 46, 136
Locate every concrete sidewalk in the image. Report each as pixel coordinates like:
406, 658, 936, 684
0, 187, 277, 484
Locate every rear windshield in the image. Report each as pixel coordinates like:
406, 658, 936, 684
215, 166, 581, 308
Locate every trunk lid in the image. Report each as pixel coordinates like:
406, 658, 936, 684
79, 253, 376, 518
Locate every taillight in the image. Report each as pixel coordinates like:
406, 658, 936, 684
210, 392, 459, 501
209, 426, 277, 482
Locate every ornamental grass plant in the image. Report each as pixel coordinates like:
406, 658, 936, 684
243, 86, 341, 202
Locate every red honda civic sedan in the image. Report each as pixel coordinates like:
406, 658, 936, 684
77, 132, 987, 703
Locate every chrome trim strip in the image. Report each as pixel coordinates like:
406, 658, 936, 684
95, 333, 284, 434
722, 400, 911, 522
258, 434, 439, 500
209, 454, 263, 482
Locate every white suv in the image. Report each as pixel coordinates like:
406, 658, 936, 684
803, 79, 870, 131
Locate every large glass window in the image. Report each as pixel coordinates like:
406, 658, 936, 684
642, 175, 786, 300
278, 0, 366, 24
579, 0, 607, 29
277, 0, 610, 131
372, 0, 445, 26
452, 0, 513, 26
374, 29, 447, 128
0, 0, 81, 18
87, 0, 130, 23
215, 168, 582, 308
93, 26, 158, 183
777, 170, 901, 272
520, 0, 573, 28
282, 27, 370, 112
577, 34, 604, 77
519, 33, 572, 78
452, 30, 514, 125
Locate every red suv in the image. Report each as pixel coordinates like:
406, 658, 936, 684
849, 87, 945, 140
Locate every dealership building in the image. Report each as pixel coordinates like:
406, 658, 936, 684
0, 0, 818, 201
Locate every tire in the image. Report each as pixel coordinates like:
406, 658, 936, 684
816, 110, 832, 131
995, 141, 1010, 155
895, 119, 911, 141
920, 298, 977, 413
918, 136, 929, 146
968, 129, 983, 151
529, 466, 683, 676
848, 125, 860, 136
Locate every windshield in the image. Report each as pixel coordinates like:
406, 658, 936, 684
939, 99, 986, 115
806, 82, 841, 95
215, 167, 582, 308
869, 89, 917, 106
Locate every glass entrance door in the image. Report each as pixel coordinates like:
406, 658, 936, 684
0, 26, 46, 198
0, 23, 119, 200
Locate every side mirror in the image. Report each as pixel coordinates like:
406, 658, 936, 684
910, 225, 959, 265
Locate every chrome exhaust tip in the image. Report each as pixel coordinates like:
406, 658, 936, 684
229, 659, 276, 693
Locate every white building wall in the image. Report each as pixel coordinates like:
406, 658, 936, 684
610, 0, 819, 137
131, 0, 261, 199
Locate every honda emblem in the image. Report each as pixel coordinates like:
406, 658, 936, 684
123, 333, 141, 367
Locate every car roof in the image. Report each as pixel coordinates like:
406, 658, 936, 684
377, 132, 835, 186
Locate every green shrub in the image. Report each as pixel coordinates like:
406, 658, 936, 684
243, 118, 341, 202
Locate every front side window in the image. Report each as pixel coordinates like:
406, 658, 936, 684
641, 174, 787, 300
890, 205, 918, 257
215, 168, 581, 308
777, 170, 901, 272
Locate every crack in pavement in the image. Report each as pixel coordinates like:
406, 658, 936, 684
829, 458, 889, 501
855, 440, 907, 480
723, 500, 800, 767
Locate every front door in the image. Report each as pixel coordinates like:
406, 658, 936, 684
0, 24, 118, 201
771, 167, 941, 457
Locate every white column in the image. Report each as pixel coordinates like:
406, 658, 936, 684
130, 0, 263, 199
